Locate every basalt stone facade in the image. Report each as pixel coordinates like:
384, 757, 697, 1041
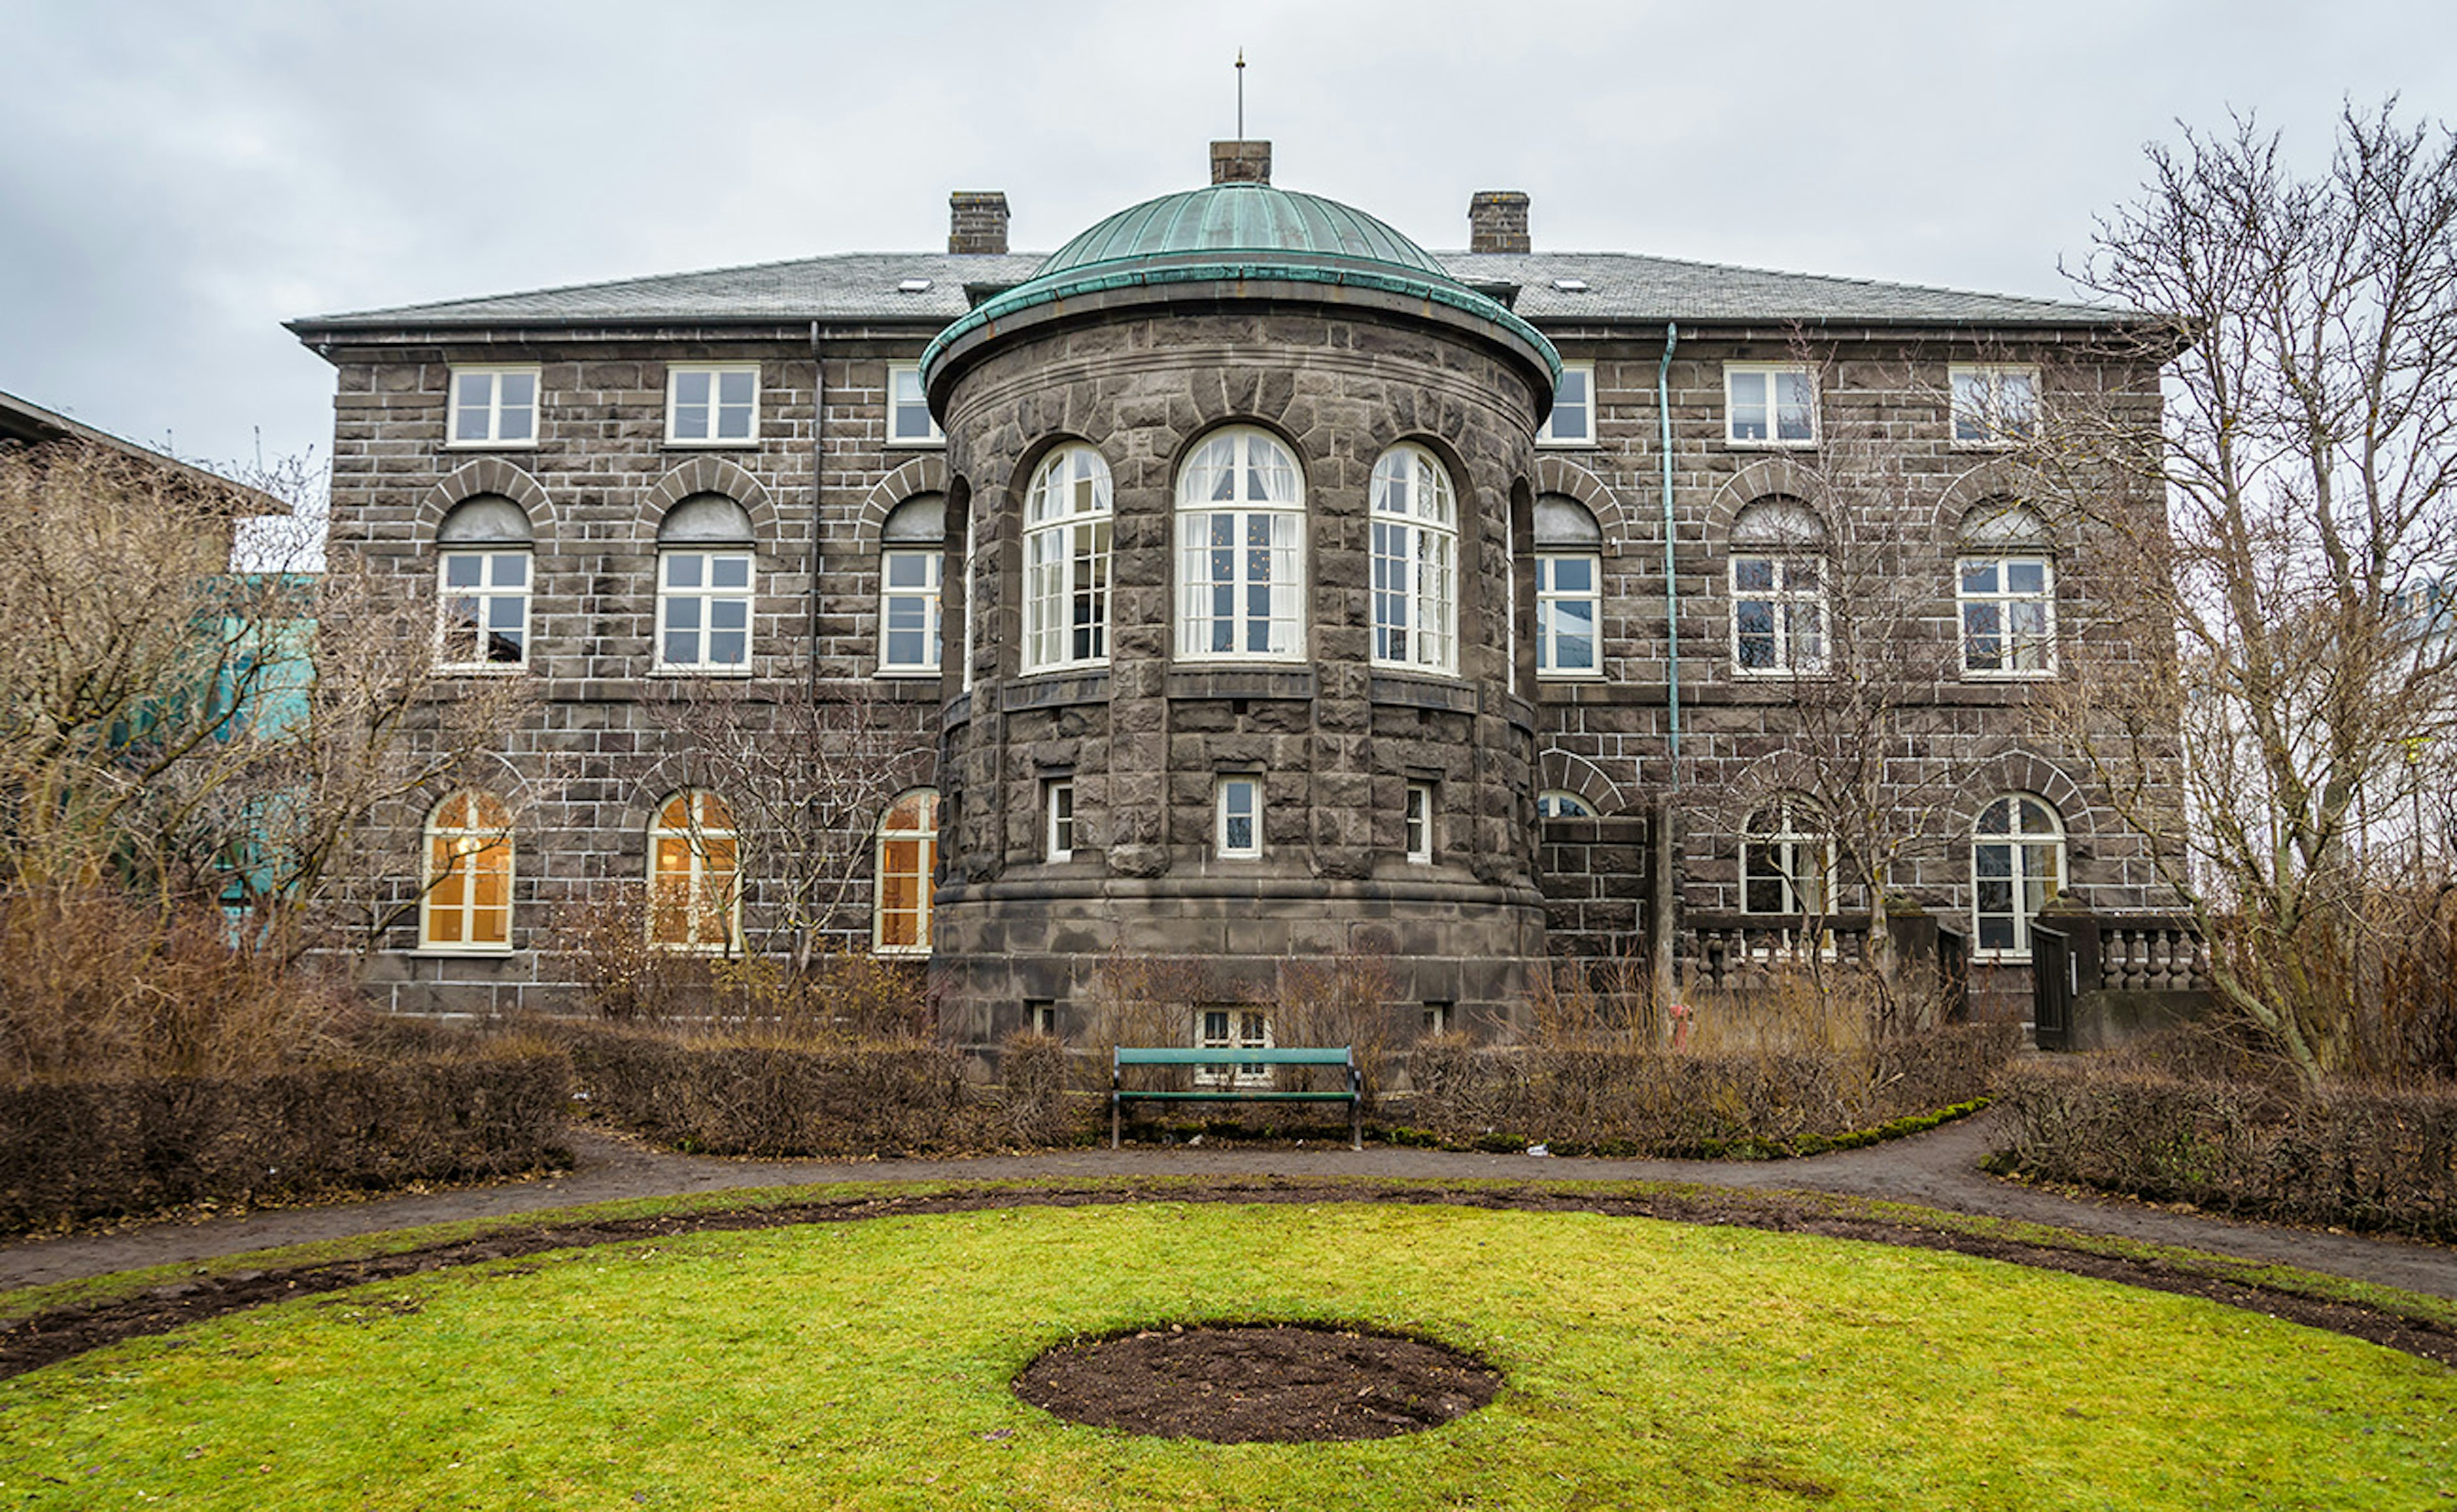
289, 139, 2185, 1038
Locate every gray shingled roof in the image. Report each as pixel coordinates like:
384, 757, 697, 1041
290, 248, 2138, 334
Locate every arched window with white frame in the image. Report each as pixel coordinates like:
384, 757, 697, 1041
877, 493, 945, 676
1742, 797, 1834, 916
1176, 428, 1304, 660
1958, 500, 2057, 678
1370, 444, 1458, 674
1973, 793, 2065, 957
648, 790, 739, 951
874, 788, 939, 954
1534, 494, 1603, 678
1022, 447, 1113, 673
656, 493, 756, 671
1729, 497, 1827, 676
421, 789, 514, 951
434, 496, 533, 671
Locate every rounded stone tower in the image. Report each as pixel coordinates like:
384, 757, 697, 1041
921, 143, 1560, 1045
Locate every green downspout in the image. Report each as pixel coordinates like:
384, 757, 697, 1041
1658, 323, 1681, 786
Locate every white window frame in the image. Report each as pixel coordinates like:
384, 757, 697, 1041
1536, 552, 1603, 678
664, 364, 760, 447
1959, 554, 2058, 678
1950, 365, 2039, 449
419, 790, 514, 953
1536, 362, 1596, 447
1370, 445, 1459, 675
873, 788, 939, 955
1973, 794, 2065, 961
655, 549, 755, 672
1176, 427, 1306, 662
877, 547, 942, 676
1046, 778, 1075, 862
447, 366, 540, 449
1742, 799, 1836, 916
886, 363, 943, 447
1215, 776, 1262, 860
1195, 1006, 1273, 1087
1536, 791, 1595, 818
1729, 553, 1827, 676
1022, 446, 1114, 674
434, 549, 532, 672
648, 790, 740, 953
1404, 782, 1435, 864
1724, 363, 1818, 447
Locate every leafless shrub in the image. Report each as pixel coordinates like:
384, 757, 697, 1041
561, 1026, 971, 1157
994, 1030, 1085, 1145
1082, 948, 1217, 1095
1525, 950, 1660, 1052
1270, 947, 1399, 1106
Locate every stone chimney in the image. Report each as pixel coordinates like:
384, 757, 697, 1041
948, 191, 1010, 255
1209, 140, 1272, 185
1468, 191, 1531, 254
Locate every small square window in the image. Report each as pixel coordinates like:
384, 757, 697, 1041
1537, 362, 1595, 446
1196, 1006, 1271, 1086
1025, 1000, 1058, 1036
1725, 365, 1817, 446
887, 363, 943, 447
1216, 776, 1260, 859
1404, 782, 1435, 864
1046, 779, 1076, 861
1951, 365, 2039, 447
667, 365, 759, 446
447, 367, 539, 447
1422, 1001, 1452, 1035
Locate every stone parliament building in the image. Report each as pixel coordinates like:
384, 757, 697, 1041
290, 141, 2185, 1046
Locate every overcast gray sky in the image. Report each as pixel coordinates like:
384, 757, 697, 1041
4, 0, 2452, 476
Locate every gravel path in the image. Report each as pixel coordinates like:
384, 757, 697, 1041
4, 1113, 2450, 1299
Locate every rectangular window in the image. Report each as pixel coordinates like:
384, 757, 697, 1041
1536, 553, 1601, 676
1725, 365, 1817, 446
1404, 782, 1435, 864
1537, 362, 1595, 446
1046, 779, 1075, 861
436, 550, 530, 669
1196, 1006, 1271, 1086
1026, 1000, 1058, 1036
1951, 365, 2039, 447
887, 363, 942, 447
448, 367, 539, 447
1422, 1002, 1452, 1035
1731, 555, 1827, 674
877, 548, 942, 674
1178, 507, 1303, 659
1216, 776, 1260, 859
658, 550, 754, 669
1959, 555, 2057, 675
666, 365, 759, 445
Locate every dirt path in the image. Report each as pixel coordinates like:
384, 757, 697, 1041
5, 1113, 2449, 1300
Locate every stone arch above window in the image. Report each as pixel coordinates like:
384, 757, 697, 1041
1530, 455, 1629, 552
1534, 494, 1602, 550
857, 454, 951, 549
657, 493, 756, 545
642, 456, 775, 537
1958, 498, 2054, 550
882, 493, 946, 545
418, 458, 552, 538
1536, 747, 1627, 815
1730, 495, 1827, 547
436, 494, 533, 545
1706, 456, 1821, 538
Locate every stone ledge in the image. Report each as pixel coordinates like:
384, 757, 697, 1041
999, 672, 1113, 713
1166, 667, 1317, 702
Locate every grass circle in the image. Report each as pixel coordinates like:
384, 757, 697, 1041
1, 1203, 2450, 1509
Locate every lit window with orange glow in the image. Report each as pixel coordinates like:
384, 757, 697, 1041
421, 790, 513, 951
649, 790, 738, 951
874, 788, 939, 953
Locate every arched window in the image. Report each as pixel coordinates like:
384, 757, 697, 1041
1370, 445, 1458, 674
1536, 790, 1596, 819
1958, 501, 2056, 677
1176, 429, 1304, 660
1022, 447, 1113, 673
1743, 797, 1834, 915
648, 790, 738, 951
656, 494, 756, 671
434, 496, 532, 670
874, 788, 939, 954
422, 789, 513, 951
1534, 494, 1603, 678
879, 493, 944, 676
1973, 794, 2065, 957
1729, 497, 1827, 675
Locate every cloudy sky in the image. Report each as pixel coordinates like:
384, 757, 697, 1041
3, 0, 2452, 478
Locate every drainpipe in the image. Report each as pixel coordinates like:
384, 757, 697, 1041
1657, 322, 1681, 785
807, 321, 825, 702
1654, 323, 1683, 1028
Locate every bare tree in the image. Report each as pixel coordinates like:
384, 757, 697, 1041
2040, 102, 2457, 1084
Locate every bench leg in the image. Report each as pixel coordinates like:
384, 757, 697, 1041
1111, 1094, 1120, 1151
1351, 1096, 1362, 1152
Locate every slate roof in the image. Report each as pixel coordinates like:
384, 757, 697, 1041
290, 248, 2141, 335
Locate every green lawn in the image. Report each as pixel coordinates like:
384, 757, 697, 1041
2, 1203, 2448, 1510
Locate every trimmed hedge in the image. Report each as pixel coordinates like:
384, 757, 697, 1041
1402, 1024, 2017, 1156
564, 1028, 982, 1157
1989, 1062, 2457, 1241
0, 1049, 571, 1233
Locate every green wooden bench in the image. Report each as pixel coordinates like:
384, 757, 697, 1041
1110, 1046, 1362, 1150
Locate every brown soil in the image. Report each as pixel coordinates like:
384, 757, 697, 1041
3, 1181, 2451, 1383
1014, 1322, 1502, 1442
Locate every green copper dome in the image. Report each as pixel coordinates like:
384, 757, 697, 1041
921, 182, 1559, 390
1037, 182, 1453, 281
